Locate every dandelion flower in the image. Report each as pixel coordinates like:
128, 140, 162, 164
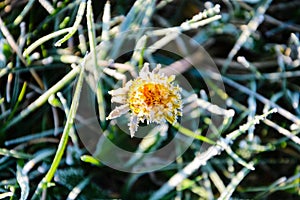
106, 63, 182, 137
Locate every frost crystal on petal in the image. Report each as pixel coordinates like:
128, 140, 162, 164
106, 104, 130, 120
106, 63, 182, 137
129, 115, 138, 138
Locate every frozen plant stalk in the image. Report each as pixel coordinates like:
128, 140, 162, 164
106, 63, 182, 137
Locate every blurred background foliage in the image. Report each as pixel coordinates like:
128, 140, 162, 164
0, 0, 299, 199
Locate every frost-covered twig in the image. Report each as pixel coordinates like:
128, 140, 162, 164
223, 0, 273, 72
149, 109, 277, 200
218, 164, 253, 200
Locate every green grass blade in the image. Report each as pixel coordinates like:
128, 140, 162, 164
1, 67, 80, 133
66, 177, 91, 200
86, 0, 106, 125
13, 0, 36, 26
16, 164, 30, 200
23, 27, 73, 57
54, 0, 87, 47
0, 148, 32, 159
80, 155, 102, 166
33, 56, 86, 199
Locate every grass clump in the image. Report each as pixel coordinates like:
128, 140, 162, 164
0, 0, 299, 199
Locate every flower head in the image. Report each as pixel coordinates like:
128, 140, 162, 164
106, 63, 182, 137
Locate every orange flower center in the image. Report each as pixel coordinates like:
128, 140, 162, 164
129, 82, 171, 115
140, 83, 168, 106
